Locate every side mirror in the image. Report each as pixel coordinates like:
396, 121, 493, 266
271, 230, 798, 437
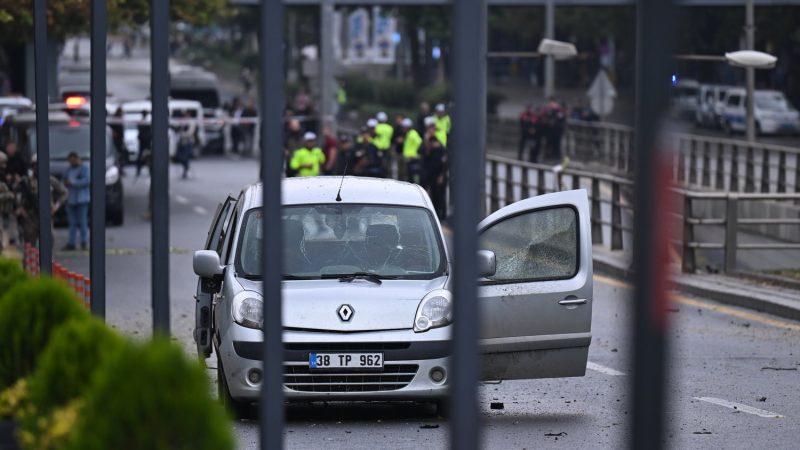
193, 250, 223, 278
477, 250, 496, 278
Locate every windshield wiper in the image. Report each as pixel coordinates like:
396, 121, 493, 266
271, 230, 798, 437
321, 272, 396, 285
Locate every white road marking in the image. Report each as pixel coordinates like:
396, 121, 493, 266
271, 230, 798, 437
586, 361, 626, 376
174, 194, 190, 205
693, 397, 784, 418
193, 206, 209, 215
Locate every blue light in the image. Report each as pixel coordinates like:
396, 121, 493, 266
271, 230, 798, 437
432, 46, 441, 60
671, 74, 678, 85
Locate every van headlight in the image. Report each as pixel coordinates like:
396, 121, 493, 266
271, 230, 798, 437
105, 165, 119, 185
232, 291, 263, 329
414, 290, 452, 332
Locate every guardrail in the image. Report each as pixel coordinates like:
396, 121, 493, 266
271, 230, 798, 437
486, 154, 800, 274
485, 154, 633, 252
681, 191, 800, 273
560, 119, 800, 195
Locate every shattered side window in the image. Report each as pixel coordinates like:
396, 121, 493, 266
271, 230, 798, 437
480, 207, 578, 282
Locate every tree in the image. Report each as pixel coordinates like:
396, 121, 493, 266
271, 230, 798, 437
0, 0, 228, 43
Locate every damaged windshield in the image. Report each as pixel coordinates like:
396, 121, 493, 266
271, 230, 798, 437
236, 204, 446, 280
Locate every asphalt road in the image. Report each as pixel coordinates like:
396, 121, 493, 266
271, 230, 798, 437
49, 157, 800, 450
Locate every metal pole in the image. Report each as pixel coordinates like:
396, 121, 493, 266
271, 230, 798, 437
260, 1, 285, 448
450, 0, 485, 449
745, 0, 755, 142
90, 0, 106, 318
543, 0, 555, 99
320, 0, 336, 134
150, 0, 170, 334
631, 0, 676, 449
33, 0, 52, 275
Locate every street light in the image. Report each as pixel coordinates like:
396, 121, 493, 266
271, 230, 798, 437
724, 49, 778, 142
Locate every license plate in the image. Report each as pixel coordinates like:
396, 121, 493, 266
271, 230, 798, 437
308, 352, 384, 369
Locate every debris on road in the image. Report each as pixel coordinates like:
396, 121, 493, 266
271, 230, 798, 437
693, 430, 712, 435
761, 366, 797, 371
757, 397, 767, 402
420, 424, 439, 429
545, 432, 567, 437
490, 402, 504, 410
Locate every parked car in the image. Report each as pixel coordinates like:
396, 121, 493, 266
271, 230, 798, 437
719, 88, 800, 135
694, 84, 732, 128
170, 68, 230, 154
0, 96, 33, 125
0, 110, 124, 225
193, 177, 593, 417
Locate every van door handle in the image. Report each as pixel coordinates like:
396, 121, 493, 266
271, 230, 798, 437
558, 298, 587, 306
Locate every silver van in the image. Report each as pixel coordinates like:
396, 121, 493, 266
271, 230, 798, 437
193, 177, 593, 416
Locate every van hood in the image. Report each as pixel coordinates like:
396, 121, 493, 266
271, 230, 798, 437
237, 277, 448, 332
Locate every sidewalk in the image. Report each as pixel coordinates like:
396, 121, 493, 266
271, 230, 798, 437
593, 245, 800, 321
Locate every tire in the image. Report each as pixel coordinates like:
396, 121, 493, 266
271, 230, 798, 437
109, 205, 124, 226
217, 359, 256, 420
434, 399, 449, 418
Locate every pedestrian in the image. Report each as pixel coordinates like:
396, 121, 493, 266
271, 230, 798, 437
352, 128, 384, 179
335, 79, 347, 120
518, 104, 535, 161
321, 126, 338, 175
335, 134, 353, 175
110, 106, 127, 166
416, 102, 430, 135
241, 99, 258, 155
289, 132, 326, 177
229, 97, 244, 154
400, 118, 423, 185
283, 119, 303, 177
175, 111, 196, 179
0, 152, 16, 251
14, 156, 67, 251
3, 142, 26, 183
62, 152, 90, 250
137, 110, 152, 177
528, 105, 543, 163
423, 116, 448, 220
393, 114, 407, 180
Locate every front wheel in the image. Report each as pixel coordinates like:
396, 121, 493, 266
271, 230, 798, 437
218, 359, 256, 420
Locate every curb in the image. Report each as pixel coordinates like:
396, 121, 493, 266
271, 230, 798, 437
592, 254, 800, 322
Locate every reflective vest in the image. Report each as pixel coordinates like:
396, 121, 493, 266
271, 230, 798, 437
402, 129, 422, 159
434, 114, 451, 147
337, 87, 347, 105
373, 122, 394, 151
289, 147, 326, 177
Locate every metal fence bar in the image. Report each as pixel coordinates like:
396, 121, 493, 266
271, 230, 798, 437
724, 195, 738, 273
90, 0, 106, 317
150, 0, 170, 333
33, 0, 52, 275
259, 0, 286, 448
631, 1, 675, 449
450, 0, 486, 448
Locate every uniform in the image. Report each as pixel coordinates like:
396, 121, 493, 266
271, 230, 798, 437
402, 128, 423, 185
289, 146, 326, 177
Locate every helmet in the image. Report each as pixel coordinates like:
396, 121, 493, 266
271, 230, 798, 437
303, 131, 317, 141
435, 103, 446, 113
401, 118, 413, 128
376, 111, 388, 122
366, 118, 378, 128
424, 116, 436, 127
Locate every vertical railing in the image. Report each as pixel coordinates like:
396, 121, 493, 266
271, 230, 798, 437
89, 0, 107, 317
33, 0, 52, 275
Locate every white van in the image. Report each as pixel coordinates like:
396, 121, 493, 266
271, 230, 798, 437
695, 84, 731, 128
670, 79, 700, 120
119, 99, 207, 163
719, 88, 800, 135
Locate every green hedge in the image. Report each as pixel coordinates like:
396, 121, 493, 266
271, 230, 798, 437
65, 338, 234, 450
0, 258, 27, 295
0, 278, 89, 390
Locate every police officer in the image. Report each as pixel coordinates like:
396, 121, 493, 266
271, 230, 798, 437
289, 132, 326, 177
352, 127, 384, 179
373, 112, 394, 176
14, 155, 67, 250
433, 103, 451, 148
399, 118, 423, 185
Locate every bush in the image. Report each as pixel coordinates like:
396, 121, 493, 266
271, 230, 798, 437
373, 79, 417, 109
64, 338, 234, 450
418, 84, 450, 107
0, 258, 27, 295
24, 318, 126, 419
0, 278, 89, 390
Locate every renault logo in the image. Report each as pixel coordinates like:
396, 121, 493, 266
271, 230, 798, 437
337, 304, 354, 322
